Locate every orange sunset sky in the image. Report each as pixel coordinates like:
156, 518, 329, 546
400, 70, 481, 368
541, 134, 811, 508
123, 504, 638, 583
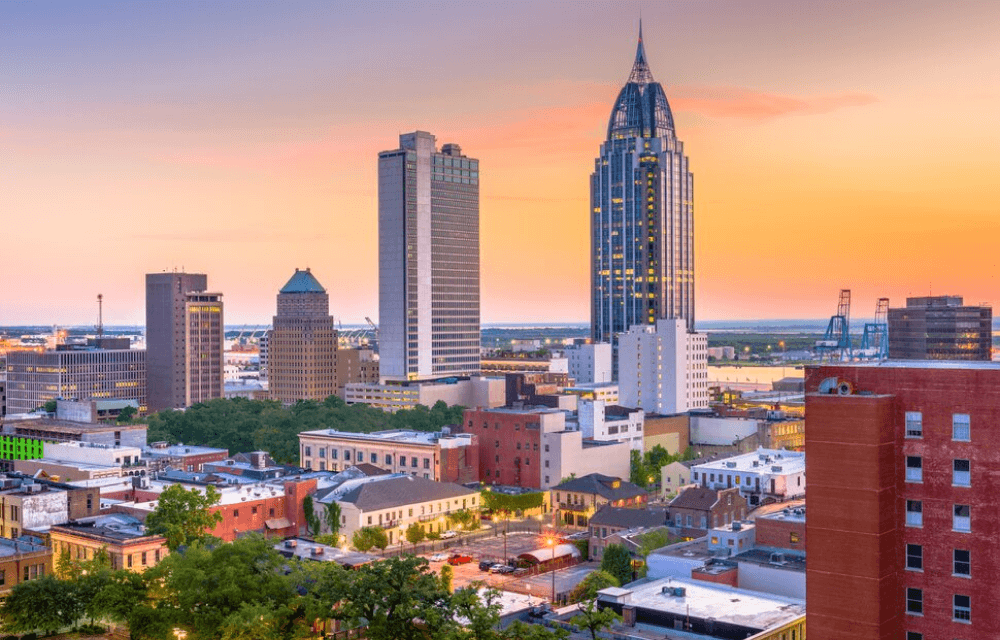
3, 1, 999, 326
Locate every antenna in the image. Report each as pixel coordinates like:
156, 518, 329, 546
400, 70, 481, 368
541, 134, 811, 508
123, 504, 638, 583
96, 294, 104, 337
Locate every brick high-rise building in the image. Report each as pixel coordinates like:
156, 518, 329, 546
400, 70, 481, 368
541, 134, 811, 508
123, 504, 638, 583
145, 273, 224, 412
888, 296, 992, 361
805, 361, 1000, 640
268, 269, 337, 404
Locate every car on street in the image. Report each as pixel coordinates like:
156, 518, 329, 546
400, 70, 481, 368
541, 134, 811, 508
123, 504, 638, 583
441, 530, 458, 539
429, 553, 449, 562
479, 560, 496, 571
448, 554, 473, 565
490, 564, 516, 574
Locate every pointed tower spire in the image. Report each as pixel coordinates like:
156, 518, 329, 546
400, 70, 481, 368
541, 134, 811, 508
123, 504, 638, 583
628, 20, 654, 84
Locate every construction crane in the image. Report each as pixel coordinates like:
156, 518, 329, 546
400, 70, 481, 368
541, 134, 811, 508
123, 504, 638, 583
364, 316, 378, 344
859, 298, 889, 360
816, 289, 852, 361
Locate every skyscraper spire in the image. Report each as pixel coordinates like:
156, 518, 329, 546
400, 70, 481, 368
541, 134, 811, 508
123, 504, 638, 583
629, 20, 654, 84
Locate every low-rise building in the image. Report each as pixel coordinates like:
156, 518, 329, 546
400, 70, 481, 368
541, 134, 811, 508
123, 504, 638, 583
49, 513, 168, 573
561, 383, 619, 404
550, 473, 647, 527
564, 341, 612, 384
578, 400, 644, 451
642, 413, 691, 455
667, 486, 746, 538
595, 577, 805, 640
659, 454, 728, 498
504, 372, 575, 409
274, 537, 379, 569
0, 536, 52, 597
298, 429, 479, 483
344, 376, 504, 413
143, 442, 230, 473
690, 448, 805, 506
587, 505, 667, 561
333, 475, 480, 546
481, 355, 568, 376
0, 479, 69, 538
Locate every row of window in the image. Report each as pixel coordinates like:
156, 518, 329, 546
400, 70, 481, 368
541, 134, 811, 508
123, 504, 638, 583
905, 457, 970, 485
905, 544, 969, 576
905, 500, 970, 531
905, 411, 970, 440
906, 589, 971, 623
303, 446, 431, 469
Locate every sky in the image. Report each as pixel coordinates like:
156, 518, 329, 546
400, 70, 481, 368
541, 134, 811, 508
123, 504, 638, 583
3, 0, 999, 326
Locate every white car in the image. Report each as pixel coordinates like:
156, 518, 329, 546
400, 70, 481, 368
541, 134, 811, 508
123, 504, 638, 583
440, 530, 458, 539
429, 553, 449, 562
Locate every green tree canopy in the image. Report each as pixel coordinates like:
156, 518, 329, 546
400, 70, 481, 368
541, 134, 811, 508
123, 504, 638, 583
568, 570, 619, 604
145, 483, 223, 551
0, 575, 84, 634
352, 526, 388, 552
405, 522, 426, 548
323, 501, 342, 537
599, 544, 633, 587
570, 595, 621, 640
480, 490, 543, 516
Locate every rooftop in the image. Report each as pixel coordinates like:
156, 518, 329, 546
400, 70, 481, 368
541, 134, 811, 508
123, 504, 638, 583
53, 513, 154, 542
552, 473, 646, 502
279, 268, 327, 294
337, 475, 478, 511
807, 360, 1000, 371
590, 506, 666, 530
599, 576, 804, 632
299, 428, 473, 447
691, 448, 804, 475
275, 537, 378, 568
668, 486, 723, 511
145, 443, 229, 457
733, 548, 806, 573
758, 506, 806, 524
0, 536, 50, 557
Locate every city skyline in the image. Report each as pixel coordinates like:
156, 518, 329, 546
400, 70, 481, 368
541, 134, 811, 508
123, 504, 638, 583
4, 1, 999, 325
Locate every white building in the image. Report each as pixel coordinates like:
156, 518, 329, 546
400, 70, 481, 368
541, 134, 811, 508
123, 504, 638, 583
690, 448, 805, 506
565, 342, 613, 384
618, 319, 708, 414
707, 346, 735, 360
343, 376, 504, 413
578, 399, 644, 451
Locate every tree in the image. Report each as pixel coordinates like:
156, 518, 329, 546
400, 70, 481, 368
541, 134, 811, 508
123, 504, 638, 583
323, 501, 342, 538
340, 556, 452, 640
405, 523, 426, 549
0, 576, 84, 634
352, 526, 388, 552
448, 508, 478, 531
145, 484, 223, 550
440, 564, 453, 593
87, 570, 150, 629
480, 490, 543, 518
570, 595, 621, 640
568, 570, 619, 604
628, 450, 650, 488
634, 529, 676, 558
116, 405, 138, 423
302, 495, 321, 538
42, 399, 57, 413
600, 544, 633, 587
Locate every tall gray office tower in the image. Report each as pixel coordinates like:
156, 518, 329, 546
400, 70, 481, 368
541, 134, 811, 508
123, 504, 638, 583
378, 131, 481, 381
146, 272, 224, 411
591, 25, 695, 345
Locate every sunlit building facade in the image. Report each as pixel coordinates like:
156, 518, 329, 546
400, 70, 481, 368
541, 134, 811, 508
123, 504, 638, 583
591, 25, 695, 345
378, 132, 481, 381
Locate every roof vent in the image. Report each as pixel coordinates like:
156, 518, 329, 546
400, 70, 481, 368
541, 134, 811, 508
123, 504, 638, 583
285, 540, 297, 548
312, 547, 324, 556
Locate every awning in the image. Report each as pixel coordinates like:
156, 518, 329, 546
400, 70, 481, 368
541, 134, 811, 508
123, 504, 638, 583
518, 544, 581, 564
265, 517, 292, 530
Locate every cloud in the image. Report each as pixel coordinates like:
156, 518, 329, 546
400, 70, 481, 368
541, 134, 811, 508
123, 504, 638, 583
671, 87, 877, 121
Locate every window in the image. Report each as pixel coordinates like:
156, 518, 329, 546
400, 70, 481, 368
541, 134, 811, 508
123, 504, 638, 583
906, 633, 922, 640
953, 459, 970, 486
953, 413, 970, 441
953, 594, 971, 622
906, 588, 922, 615
331, 449, 338, 460
905, 412, 923, 438
905, 544, 922, 570
318, 448, 326, 459
344, 450, 351, 461
371, 453, 377, 464
675, 514, 682, 526
269, 508, 275, 518
252, 506, 258, 515
233, 509, 239, 518
128, 555, 134, 568
954, 549, 970, 576
790, 531, 800, 544
544, 444, 549, 452
304, 446, 312, 457
906, 500, 922, 527
141, 552, 148, 566
424, 458, 430, 469
954, 504, 971, 532
905, 456, 922, 483
686, 515, 692, 527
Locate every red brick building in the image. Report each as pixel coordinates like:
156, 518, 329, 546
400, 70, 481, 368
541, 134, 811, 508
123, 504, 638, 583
667, 486, 746, 539
461, 407, 545, 488
806, 362, 1000, 640
754, 507, 805, 553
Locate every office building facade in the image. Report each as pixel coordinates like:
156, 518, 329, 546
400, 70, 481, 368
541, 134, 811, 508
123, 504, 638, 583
805, 362, 1000, 639
618, 318, 708, 414
4, 340, 146, 415
378, 131, 480, 380
888, 296, 992, 361
145, 273, 224, 411
591, 25, 695, 345
268, 268, 337, 404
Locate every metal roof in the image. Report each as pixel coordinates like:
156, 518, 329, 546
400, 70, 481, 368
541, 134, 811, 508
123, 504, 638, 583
279, 268, 326, 294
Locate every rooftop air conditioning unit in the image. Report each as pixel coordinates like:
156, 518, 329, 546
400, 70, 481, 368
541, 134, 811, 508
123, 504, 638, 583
312, 547, 324, 556
285, 540, 297, 548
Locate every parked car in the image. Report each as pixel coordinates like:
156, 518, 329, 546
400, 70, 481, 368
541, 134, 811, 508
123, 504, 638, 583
429, 553, 449, 562
479, 560, 496, 572
441, 530, 458, 539
490, 564, 516, 574
513, 567, 529, 576
448, 554, 473, 565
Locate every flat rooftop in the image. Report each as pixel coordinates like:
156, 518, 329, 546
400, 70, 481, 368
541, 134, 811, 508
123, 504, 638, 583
145, 443, 228, 456
807, 360, 1000, 371
758, 506, 806, 524
299, 428, 469, 445
275, 538, 379, 567
692, 448, 804, 475
650, 537, 715, 563
600, 577, 804, 631
733, 548, 806, 573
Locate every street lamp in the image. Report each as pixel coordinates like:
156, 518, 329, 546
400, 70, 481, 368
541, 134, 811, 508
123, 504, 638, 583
547, 537, 555, 604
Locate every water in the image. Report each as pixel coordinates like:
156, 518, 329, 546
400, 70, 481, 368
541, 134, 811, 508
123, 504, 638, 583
708, 365, 804, 391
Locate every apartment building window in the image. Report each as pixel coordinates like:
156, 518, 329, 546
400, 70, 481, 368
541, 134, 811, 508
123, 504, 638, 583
423, 458, 430, 469
385, 454, 392, 465
954, 549, 970, 576
544, 444, 549, 452
953, 504, 971, 532
371, 453, 377, 464
953, 594, 971, 622
904, 412, 923, 438
544, 460, 549, 468
953, 459, 971, 486
905, 544, 922, 570
906, 588, 923, 615
905, 500, 922, 527
905, 457, 922, 483
269, 508, 275, 518
495, 440, 500, 448
318, 448, 326, 459
304, 446, 312, 456
344, 450, 351, 461
906, 633, 922, 640
331, 449, 338, 460
953, 413, 971, 441
675, 514, 682, 526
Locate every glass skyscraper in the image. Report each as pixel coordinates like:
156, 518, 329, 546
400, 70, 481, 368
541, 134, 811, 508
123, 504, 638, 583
591, 25, 695, 345
378, 131, 481, 380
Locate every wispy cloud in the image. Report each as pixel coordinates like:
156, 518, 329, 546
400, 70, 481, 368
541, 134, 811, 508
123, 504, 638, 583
671, 87, 877, 120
